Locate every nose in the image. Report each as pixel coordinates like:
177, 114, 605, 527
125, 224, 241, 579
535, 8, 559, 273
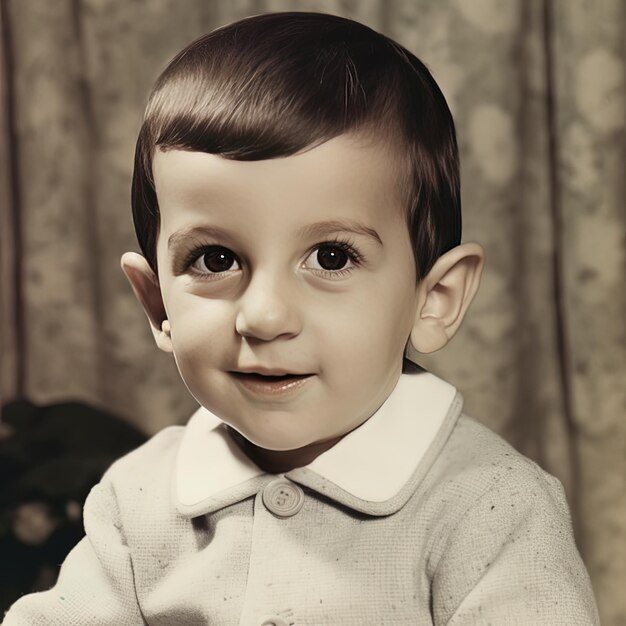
234, 270, 302, 342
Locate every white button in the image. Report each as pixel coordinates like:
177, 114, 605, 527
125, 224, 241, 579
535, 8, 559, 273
262, 478, 305, 517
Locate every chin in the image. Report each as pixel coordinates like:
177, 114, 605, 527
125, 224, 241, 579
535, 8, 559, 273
248, 436, 311, 452
239, 426, 317, 452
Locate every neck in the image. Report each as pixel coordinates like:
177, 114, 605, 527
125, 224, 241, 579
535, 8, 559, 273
226, 426, 344, 474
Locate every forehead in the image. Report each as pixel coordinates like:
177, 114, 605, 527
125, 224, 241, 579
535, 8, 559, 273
152, 134, 406, 237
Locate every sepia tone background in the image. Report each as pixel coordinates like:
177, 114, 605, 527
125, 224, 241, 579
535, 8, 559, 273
1, 0, 624, 623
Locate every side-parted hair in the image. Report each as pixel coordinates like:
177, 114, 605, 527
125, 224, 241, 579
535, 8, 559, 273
131, 11, 461, 282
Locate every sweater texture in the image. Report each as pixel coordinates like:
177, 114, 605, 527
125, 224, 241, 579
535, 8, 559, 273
2, 370, 599, 625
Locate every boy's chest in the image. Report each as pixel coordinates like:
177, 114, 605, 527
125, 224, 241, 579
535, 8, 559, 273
125, 482, 435, 625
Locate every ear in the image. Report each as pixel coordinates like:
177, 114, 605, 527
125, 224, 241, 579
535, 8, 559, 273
409, 243, 484, 354
120, 252, 173, 353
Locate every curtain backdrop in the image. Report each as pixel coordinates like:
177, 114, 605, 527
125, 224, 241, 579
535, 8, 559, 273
1, 0, 624, 623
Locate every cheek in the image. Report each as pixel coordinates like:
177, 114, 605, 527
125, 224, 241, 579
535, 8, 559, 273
318, 282, 414, 365
168, 297, 233, 364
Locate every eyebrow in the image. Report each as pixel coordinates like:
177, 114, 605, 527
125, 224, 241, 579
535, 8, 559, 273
168, 225, 235, 251
297, 219, 383, 246
167, 219, 383, 251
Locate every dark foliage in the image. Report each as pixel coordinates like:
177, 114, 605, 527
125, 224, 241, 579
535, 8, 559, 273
0, 399, 147, 614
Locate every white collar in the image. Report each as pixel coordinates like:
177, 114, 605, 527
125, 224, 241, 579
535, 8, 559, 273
174, 368, 462, 517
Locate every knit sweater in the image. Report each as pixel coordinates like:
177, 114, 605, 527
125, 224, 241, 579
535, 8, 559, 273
2, 370, 599, 625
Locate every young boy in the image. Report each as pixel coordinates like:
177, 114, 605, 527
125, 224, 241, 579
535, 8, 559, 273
3, 12, 599, 625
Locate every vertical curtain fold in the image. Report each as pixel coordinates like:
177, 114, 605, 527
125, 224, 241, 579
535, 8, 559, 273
550, 2, 626, 621
0, 0, 24, 400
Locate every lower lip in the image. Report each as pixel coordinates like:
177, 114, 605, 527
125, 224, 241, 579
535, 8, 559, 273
230, 372, 314, 397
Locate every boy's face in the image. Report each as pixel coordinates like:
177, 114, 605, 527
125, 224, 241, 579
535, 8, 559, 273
151, 134, 420, 457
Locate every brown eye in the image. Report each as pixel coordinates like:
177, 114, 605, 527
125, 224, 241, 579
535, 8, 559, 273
303, 241, 362, 278
315, 245, 349, 271
196, 247, 240, 273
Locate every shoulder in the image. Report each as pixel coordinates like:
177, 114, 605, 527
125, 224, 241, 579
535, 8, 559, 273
103, 423, 186, 483
425, 415, 598, 624
418, 412, 573, 563
83, 424, 187, 525
429, 412, 565, 505
444, 412, 570, 525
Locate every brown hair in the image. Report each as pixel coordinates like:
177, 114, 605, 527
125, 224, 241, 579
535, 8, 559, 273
131, 11, 461, 282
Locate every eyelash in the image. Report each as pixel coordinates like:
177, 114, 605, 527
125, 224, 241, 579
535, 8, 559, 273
182, 236, 365, 282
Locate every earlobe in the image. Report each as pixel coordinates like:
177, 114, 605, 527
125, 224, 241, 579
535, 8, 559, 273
120, 252, 173, 353
409, 243, 484, 354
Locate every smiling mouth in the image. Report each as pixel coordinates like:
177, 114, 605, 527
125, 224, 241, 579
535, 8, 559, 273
229, 371, 314, 396
230, 372, 311, 382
